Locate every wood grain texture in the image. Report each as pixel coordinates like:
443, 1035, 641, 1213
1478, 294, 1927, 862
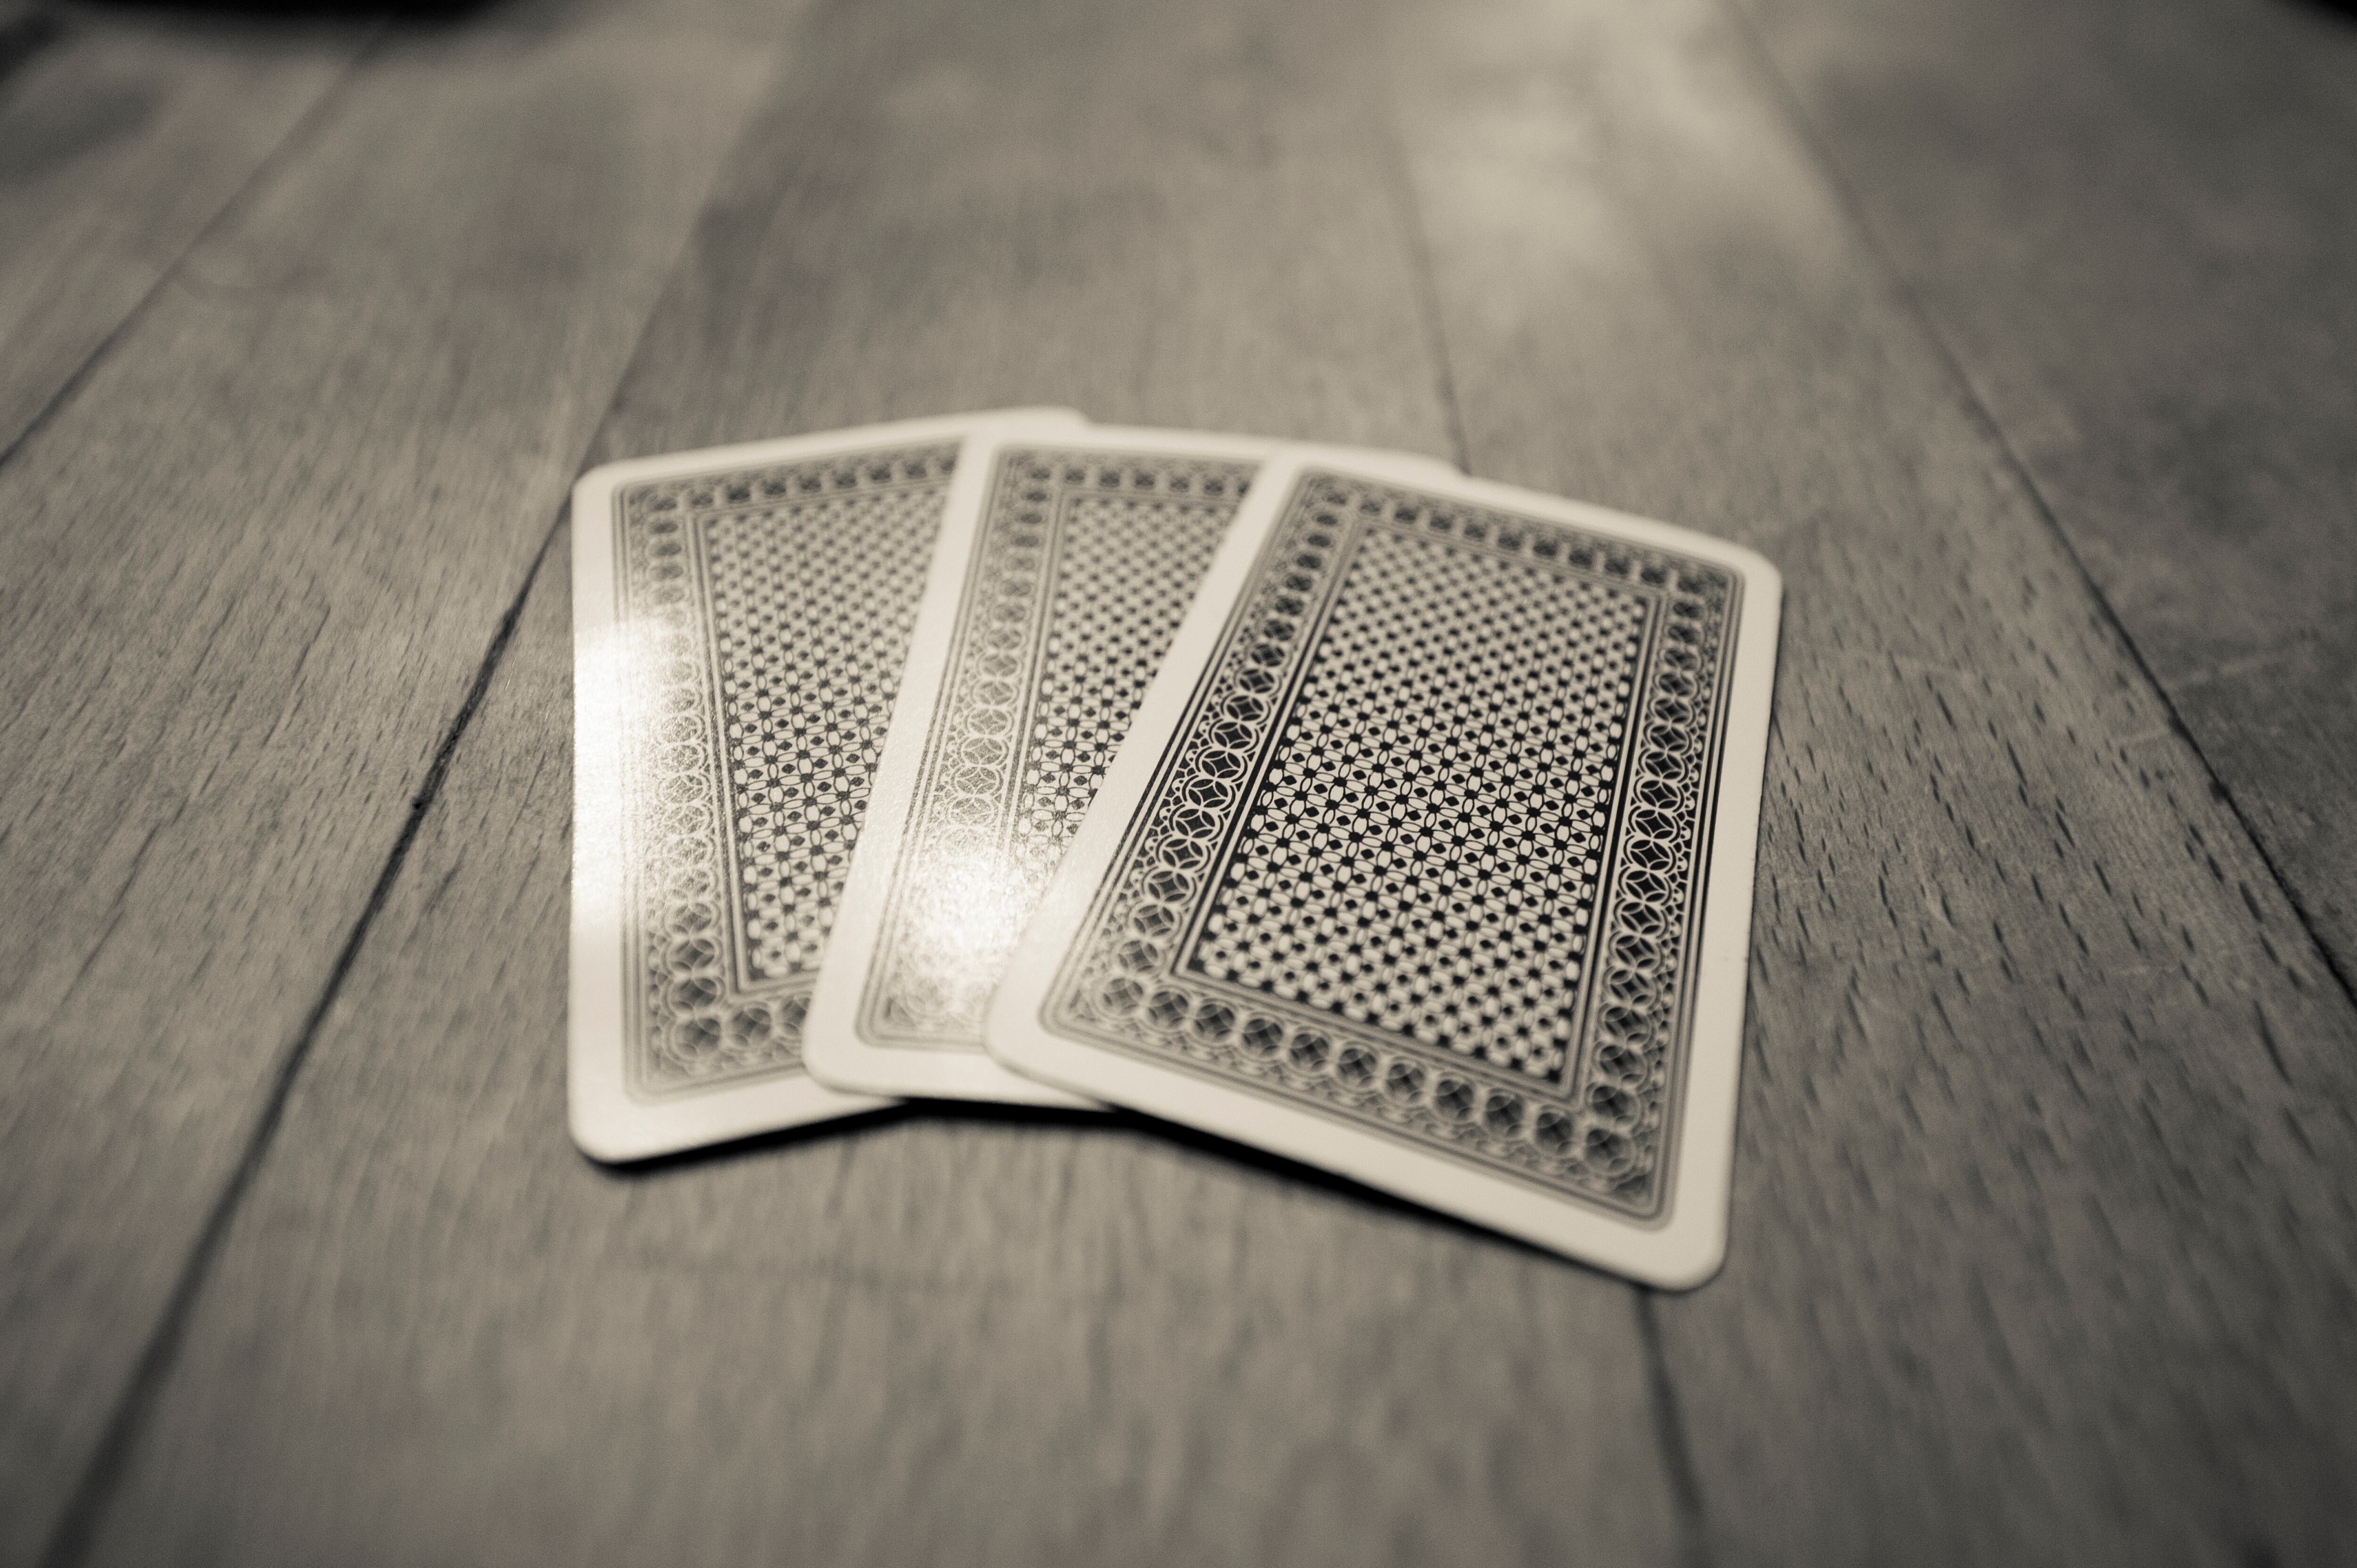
21, 0, 2357, 1560
1387, 0, 2357, 1561
77, 1, 1682, 1563
84, 546, 1679, 1568
0, 12, 358, 459
1742, 0, 2357, 983
578, 0, 1467, 457
0, 19, 769, 1563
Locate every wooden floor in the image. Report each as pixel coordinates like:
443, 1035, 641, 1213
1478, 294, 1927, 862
3, 0, 2354, 1561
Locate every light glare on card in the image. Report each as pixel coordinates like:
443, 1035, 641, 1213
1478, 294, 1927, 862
807, 432, 1462, 1106
567, 409, 1085, 1161
805, 427, 1280, 1105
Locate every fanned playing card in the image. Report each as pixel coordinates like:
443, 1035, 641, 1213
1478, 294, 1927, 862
569, 410, 1083, 1160
987, 448, 1780, 1285
805, 428, 1278, 1104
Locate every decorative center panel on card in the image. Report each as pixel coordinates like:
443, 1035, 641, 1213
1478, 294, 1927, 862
1044, 471, 1739, 1216
1184, 529, 1648, 1082
862, 449, 1252, 1050
615, 443, 956, 1095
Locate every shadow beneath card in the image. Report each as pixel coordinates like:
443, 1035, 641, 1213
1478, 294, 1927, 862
933, 1100, 1599, 1279
1102, 1104, 1587, 1268
580, 1093, 1618, 1283
575, 1100, 918, 1179
577, 1096, 1120, 1181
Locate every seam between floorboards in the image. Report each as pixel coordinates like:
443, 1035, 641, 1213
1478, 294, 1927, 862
1712, 0, 2357, 1018
0, 22, 382, 479
1375, 109, 1472, 475
1637, 1291, 1714, 1567
36, 514, 563, 1568
18, 31, 391, 1563
34, 40, 798, 1552
1379, 68, 1711, 1557
38, 534, 554, 1563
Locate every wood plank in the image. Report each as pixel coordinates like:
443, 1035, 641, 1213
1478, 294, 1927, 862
0, 11, 359, 459
1386, 0, 2357, 1560
86, 546, 1679, 1568
1741, 0, 2357, 983
569, 0, 1469, 455
58, 0, 2357, 1559
0, 19, 771, 1563
76, 2, 1683, 1562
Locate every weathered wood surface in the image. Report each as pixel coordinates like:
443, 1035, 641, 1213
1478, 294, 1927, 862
5, 0, 2354, 1561
0, 12, 358, 460
72, 4, 1676, 1564
86, 550, 1681, 1568
0, 12, 770, 1562
1744, 0, 2357, 985
1391, 0, 2357, 1561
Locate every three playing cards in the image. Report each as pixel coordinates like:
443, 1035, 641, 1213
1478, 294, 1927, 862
570, 410, 1779, 1286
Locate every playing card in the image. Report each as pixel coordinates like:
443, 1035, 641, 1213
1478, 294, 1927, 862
986, 448, 1780, 1285
569, 409, 1084, 1161
804, 428, 1279, 1105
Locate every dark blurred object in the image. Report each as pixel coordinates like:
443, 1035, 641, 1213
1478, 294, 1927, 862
0, 5, 62, 86
71, 0, 493, 20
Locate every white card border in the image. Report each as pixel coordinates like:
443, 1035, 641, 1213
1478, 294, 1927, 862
568, 408, 1084, 1161
984, 446, 1781, 1286
805, 427, 1279, 1105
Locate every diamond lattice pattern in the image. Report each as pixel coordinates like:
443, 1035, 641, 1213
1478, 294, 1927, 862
1188, 529, 1648, 1081
705, 487, 942, 980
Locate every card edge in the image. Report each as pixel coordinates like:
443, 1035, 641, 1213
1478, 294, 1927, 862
804, 427, 1291, 1108
983, 446, 1778, 1286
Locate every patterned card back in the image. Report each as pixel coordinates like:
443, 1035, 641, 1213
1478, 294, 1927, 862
1035, 468, 1744, 1217
858, 446, 1255, 1051
610, 441, 957, 1096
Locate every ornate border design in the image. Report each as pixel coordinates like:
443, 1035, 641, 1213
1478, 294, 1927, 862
860, 446, 1254, 1049
1041, 470, 1740, 1215
614, 441, 959, 1096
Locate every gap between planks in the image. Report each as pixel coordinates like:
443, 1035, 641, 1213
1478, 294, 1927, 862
29, 16, 792, 1541
38, 519, 563, 1568
1707, 0, 2357, 1019
1, 11, 786, 1561
0, 12, 371, 467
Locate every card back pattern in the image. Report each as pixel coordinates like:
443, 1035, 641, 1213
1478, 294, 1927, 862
860, 448, 1253, 1049
1039, 471, 1742, 1216
613, 442, 957, 1097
